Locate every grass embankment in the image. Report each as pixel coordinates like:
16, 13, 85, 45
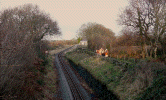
65, 48, 166, 100
43, 55, 57, 100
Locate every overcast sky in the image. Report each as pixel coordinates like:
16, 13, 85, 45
0, 0, 129, 40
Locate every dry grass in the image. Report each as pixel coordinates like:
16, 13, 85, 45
110, 46, 142, 59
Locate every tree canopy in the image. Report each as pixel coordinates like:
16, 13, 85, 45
1, 4, 61, 43
77, 22, 115, 50
0, 3, 61, 70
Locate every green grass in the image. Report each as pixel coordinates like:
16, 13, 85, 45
65, 49, 166, 100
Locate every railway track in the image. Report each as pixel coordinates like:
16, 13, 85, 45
55, 45, 91, 100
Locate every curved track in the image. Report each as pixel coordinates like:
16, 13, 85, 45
55, 45, 91, 100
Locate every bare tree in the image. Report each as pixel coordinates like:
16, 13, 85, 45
150, 0, 166, 58
118, 0, 166, 59
113, 27, 141, 46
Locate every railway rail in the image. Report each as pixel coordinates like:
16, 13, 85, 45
55, 45, 91, 100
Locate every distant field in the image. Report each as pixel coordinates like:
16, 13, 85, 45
49, 45, 72, 55
48, 40, 77, 49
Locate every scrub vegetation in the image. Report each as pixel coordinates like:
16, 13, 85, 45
0, 4, 60, 99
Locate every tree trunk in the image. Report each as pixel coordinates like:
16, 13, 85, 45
154, 47, 157, 59
150, 48, 153, 58
142, 43, 146, 59
145, 45, 149, 58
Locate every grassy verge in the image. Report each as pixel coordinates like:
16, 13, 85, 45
42, 45, 72, 99
42, 54, 57, 100
65, 48, 166, 100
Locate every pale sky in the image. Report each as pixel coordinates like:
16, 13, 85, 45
0, 0, 129, 40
